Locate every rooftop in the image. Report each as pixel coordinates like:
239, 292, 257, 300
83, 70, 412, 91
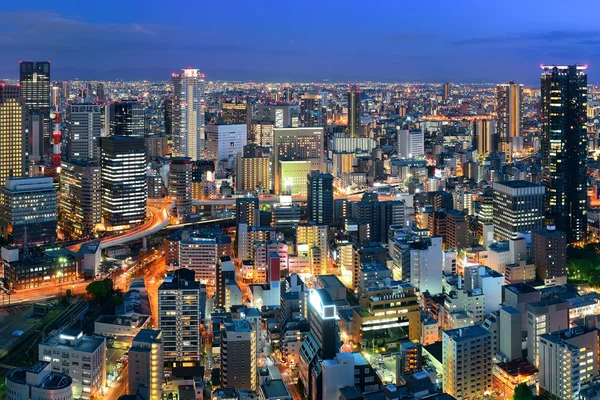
133, 329, 162, 344
260, 378, 290, 398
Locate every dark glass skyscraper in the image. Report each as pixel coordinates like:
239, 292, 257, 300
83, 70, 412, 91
307, 171, 333, 225
110, 99, 145, 138
348, 85, 361, 138
19, 61, 51, 156
541, 65, 588, 243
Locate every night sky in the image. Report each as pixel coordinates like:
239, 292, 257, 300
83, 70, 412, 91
1, 0, 598, 83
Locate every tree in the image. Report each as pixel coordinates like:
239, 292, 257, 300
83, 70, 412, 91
513, 383, 533, 400
86, 278, 114, 303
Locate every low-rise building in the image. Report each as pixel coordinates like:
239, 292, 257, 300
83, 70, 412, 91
5, 361, 73, 400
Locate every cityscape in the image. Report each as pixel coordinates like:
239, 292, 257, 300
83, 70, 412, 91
3, 3, 600, 400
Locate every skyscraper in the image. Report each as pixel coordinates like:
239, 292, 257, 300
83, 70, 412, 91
300, 93, 322, 127
348, 85, 361, 138
99, 136, 147, 229
475, 119, 496, 157
110, 99, 145, 138
541, 65, 588, 243
0, 84, 27, 186
442, 82, 451, 102
65, 104, 102, 161
492, 180, 545, 241
128, 330, 164, 400
19, 62, 51, 156
169, 157, 192, 219
220, 320, 257, 391
496, 82, 523, 160
307, 171, 333, 225
172, 68, 205, 160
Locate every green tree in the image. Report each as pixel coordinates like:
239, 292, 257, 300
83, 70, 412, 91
512, 383, 533, 400
86, 278, 114, 303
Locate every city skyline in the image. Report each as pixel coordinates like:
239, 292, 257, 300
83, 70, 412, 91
1, 0, 600, 83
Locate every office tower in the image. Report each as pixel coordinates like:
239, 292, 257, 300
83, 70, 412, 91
531, 227, 567, 285
65, 104, 102, 160
307, 172, 333, 225
0, 84, 27, 185
256, 104, 299, 128
498, 306, 521, 362
296, 223, 328, 275
272, 127, 324, 194
351, 192, 406, 243
236, 152, 271, 193
0, 177, 57, 245
5, 361, 73, 400
172, 68, 206, 160
307, 289, 339, 359
99, 137, 147, 229
250, 120, 275, 148
539, 323, 599, 399
541, 65, 588, 243
128, 330, 164, 400
442, 326, 492, 400
526, 298, 570, 366
446, 210, 468, 250
39, 329, 106, 399
205, 124, 247, 161
158, 270, 201, 361
169, 157, 192, 219
221, 102, 249, 125
496, 82, 523, 160
492, 180, 545, 241
59, 160, 101, 239
300, 93, 322, 127
475, 119, 495, 156
279, 160, 311, 195
109, 99, 145, 138
164, 96, 173, 137
19, 62, 50, 156
96, 83, 105, 101
397, 340, 423, 374
220, 320, 257, 391
348, 85, 361, 138
442, 82, 451, 102
405, 236, 443, 295
145, 134, 168, 159
397, 129, 425, 159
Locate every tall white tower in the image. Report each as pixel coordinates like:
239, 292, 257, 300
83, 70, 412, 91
172, 68, 205, 160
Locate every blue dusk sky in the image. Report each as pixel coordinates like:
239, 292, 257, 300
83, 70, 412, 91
1, 0, 599, 83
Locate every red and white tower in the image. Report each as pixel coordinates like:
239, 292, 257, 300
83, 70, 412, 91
51, 105, 61, 170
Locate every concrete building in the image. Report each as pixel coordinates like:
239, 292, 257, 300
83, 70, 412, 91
65, 104, 102, 160
128, 329, 163, 400
93, 314, 150, 346
38, 329, 106, 399
498, 306, 521, 362
220, 319, 257, 391
464, 266, 504, 315
397, 129, 425, 159
205, 124, 247, 162
5, 361, 72, 400
446, 210, 468, 250
158, 270, 201, 361
442, 325, 492, 400
492, 180, 545, 241
257, 104, 300, 129
236, 153, 271, 193
0, 177, 57, 245
279, 160, 311, 195
59, 160, 101, 239
352, 192, 406, 243
296, 223, 328, 276
99, 137, 147, 230
527, 298, 570, 367
169, 157, 193, 219
531, 227, 567, 286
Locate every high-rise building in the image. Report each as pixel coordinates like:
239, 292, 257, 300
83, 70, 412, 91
205, 124, 247, 161
397, 129, 425, 159
296, 223, 328, 275
442, 82, 451, 102
475, 119, 496, 156
272, 127, 324, 194
492, 181, 545, 241
496, 82, 523, 161
541, 65, 588, 243
236, 197, 260, 227
0, 84, 27, 186
446, 209, 468, 250
348, 85, 361, 138
531, 227, 567, 285
0, 177, 57, 245
351, 192, 406, 243
236, 153, 271, 193
300, 93, 323, 127
256, 104, 299, 128
158, 269, 201, 362
5, 361, 73, 400
59, 160, 101, 239
20, 62, 50, 156
99, 137, 147, 229
220, 319, 257, 391
172, 68, 205, 160
526, 298, 570, 367
307, 172, 333, 225
96, 83, 105, 101
164, 96, 173, 137
39, 329, 106, 399
442, 326, 492, 400
221, 102, 249, 125
169, 157, 192, 219
65, 104, 102, 161
109, 99, 145, 138
128, 330, 164, 400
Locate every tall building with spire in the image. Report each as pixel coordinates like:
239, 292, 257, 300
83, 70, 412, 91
348, 85, 361, 138
541, 65, 588, 243
172, 68, 205, 161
